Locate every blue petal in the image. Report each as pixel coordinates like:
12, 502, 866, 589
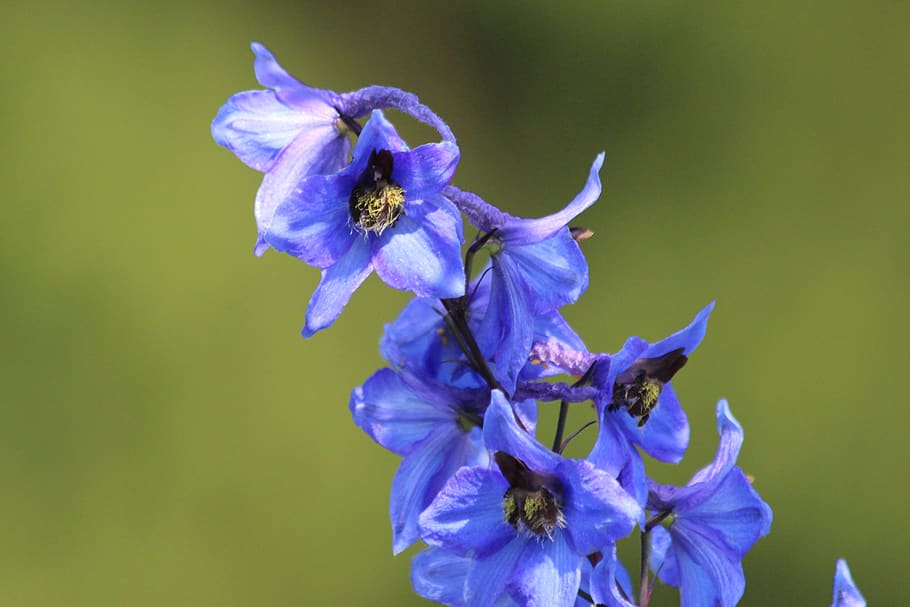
411, 547, 470, 607
502, 231, 589, 314
349, 368, 454, 456
250, 42, 341, 110
465, 538, 525, 607
253, 129, 350, 246
372, 197, 465, 298
419, 466, 515, 558
648, 400, 745, 510
509, 532, 581, 607
265, 173, 355, 268
211, 90, 316, 172
499, 153, 604, 245
643, 302, 715, 359
589, 412, 648, 506
591, 544, 637, 607
663, 521, 746, 607
476, 256, 536, 394
302, 237, 373, 336
352, 110, 409, 158
483, 391, 559, 474
558, 459, 641, 555
648, 526, 680, 586
390, 425, 486, 554
678, 469, 772, 557
832, 560, 866, 607
393, 142, 460, 199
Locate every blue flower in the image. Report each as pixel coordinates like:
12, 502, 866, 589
419, 391, 640, 607
265, 110, 464, 335
588, 302, 714, 504
445, 154, 604, 392
350, 369, 536, 554
831, 560, 865, 607
646, 400, 773, 607
213, 43, 458, 256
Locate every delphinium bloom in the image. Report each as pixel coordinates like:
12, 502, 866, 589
585, 302, 714, 504
350, 369, 536, 554
830, 559, 865, 607
646, 400, 773, 607
444, 154, 604, 392
212, 42, 456, 255
265, 110, 464, 335
419, 391, 640, 607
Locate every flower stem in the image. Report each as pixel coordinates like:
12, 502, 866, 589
552, 400, 570, 452
640, 527, 652, 607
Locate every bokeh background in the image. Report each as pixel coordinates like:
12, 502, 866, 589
2, 0, 907, 604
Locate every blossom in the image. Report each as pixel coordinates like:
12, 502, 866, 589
265, 110, 464, 335
419, 391, 640, 607
831, 559, 865, 607
646, 400, 773, 607
350, 369, 536, 554
444, 154, 604, 392
587, 302, 714, 504
212, 42, 457, 255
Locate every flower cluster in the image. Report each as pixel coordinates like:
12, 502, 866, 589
213, 43, 866, 607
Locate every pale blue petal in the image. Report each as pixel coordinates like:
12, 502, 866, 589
419, 467, 515, 558
465, 538, 525, 607
352, 110, 409, 158
211, 90, 317, 172
253, 128, 350, 246
372, 200, 464, 299
390, 426, 486, 554
349, 368, 453, 456
476, 255, 535, 393
393, 141, 460, 199
250, 42, 341, 110
411, 547, 469, 607
680, 469, 773, 555
302, 237, 373, 337
264, 173, 355, 268
592, 545, 637, 607
558, 459, 641, 555
499, 153, 604, 245
484, 391, 559, 473
509, 533, 581, 607
643, 302, 715, 359
502, 232, 589, 314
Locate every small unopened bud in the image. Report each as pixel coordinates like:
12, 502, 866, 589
570, 226, 594, 242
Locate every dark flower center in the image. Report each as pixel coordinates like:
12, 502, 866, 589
495, 452, 565, 539
349, 149, 405, 235
608, 348, 688, 427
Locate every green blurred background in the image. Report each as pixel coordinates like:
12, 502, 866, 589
2, 0, 907, 604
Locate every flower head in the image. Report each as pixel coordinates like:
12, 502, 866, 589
445, 154, 604, 392
350, 366, 536, 554
265, 110, 464, 335
419, 391, 640, 607
213, 43, 458, 256
646, 400, 773, 607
